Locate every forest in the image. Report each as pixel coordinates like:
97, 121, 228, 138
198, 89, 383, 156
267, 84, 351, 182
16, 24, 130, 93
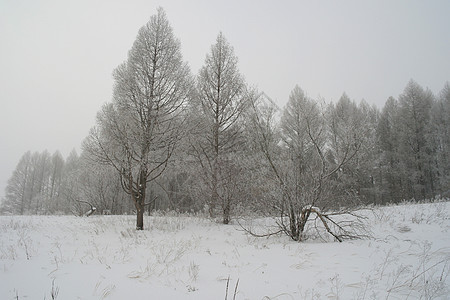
1, 8, 449, 237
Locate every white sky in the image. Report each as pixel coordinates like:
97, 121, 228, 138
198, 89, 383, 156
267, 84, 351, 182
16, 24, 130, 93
0, 0, 449, 198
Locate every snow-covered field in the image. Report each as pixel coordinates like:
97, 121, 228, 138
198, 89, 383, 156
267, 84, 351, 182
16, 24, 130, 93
1, 202, 449, 299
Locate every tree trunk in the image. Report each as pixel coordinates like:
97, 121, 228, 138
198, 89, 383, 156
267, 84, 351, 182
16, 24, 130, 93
135, 168, 147, 230
210, 181, 217, 218
223, 200, 231, 224
289, 206, 299, 241
210, 157, 218, 218
134, 191, 145, 230
136, 204, 144, 230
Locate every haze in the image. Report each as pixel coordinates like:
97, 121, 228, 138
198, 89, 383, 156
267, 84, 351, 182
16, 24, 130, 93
1, 0, 449, 198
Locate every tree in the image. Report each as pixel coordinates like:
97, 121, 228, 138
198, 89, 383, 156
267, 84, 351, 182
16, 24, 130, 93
397, 80, 434, 199
246, 86, 367, 242
31, 150, 51, 214
1, 150, 70, 215
83, 8, 192, 230
59, 149, 83, 215
78, 158, 130, 215
430, 83, 450, 196
376, 96, 403, 202
1, 151, 32, 214
354, 100, 380, 204
192, 32, 248, 224
48, 151, 64, 213
327, 94, 377, 206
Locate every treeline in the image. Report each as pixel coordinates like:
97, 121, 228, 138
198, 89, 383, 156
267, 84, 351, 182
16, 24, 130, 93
1, 9, 449, 220
2, 81, 448, 217
0, 150, 133, 215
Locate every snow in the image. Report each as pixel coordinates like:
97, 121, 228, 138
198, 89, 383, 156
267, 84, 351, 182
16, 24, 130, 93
1, 202, 449, 299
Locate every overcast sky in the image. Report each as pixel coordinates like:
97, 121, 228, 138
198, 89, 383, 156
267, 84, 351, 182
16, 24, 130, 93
1, 0, 449, 198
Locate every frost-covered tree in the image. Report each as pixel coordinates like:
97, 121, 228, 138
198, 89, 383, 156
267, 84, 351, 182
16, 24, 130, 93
327, 94, 378, 205
430, 82, 450, 197
376, 97, 405, 202
83, 8, 192, 230
354, 100, 380, 203
192, 32, 248, 224
58, 150, 83, 214
30, 151, 51, 213
47, 151, 64, 213
1, 151, 32, 214
374, 80, 450, 202
1, 150, 71, 215
397, 80, 435, 199
247, 86, 367, 242
78, 158, 130, 215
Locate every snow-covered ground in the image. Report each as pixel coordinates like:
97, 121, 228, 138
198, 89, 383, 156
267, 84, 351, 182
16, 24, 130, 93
1, 202, 449, 299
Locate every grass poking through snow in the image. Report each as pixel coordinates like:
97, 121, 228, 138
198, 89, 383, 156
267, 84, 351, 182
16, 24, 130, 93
0, 202, 449, 299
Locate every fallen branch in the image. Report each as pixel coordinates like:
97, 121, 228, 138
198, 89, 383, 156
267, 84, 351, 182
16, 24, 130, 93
310, 207, 343, 242
236, 218, 284, 238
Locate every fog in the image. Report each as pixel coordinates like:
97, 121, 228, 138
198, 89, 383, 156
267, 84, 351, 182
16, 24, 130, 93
1, 0, 449, 198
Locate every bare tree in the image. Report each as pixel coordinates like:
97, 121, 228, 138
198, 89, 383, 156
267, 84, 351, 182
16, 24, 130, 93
75, 158, 129, 215
247, 87, 368, 242
83, 8, 192, 230
431, 83, 450, 196
376, 96, 404, 203
1, 151, 32, 214
192, 32, 248, 224
397, 80, 435, 199
326, 94, 376, 206
48, 151, 64, 213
